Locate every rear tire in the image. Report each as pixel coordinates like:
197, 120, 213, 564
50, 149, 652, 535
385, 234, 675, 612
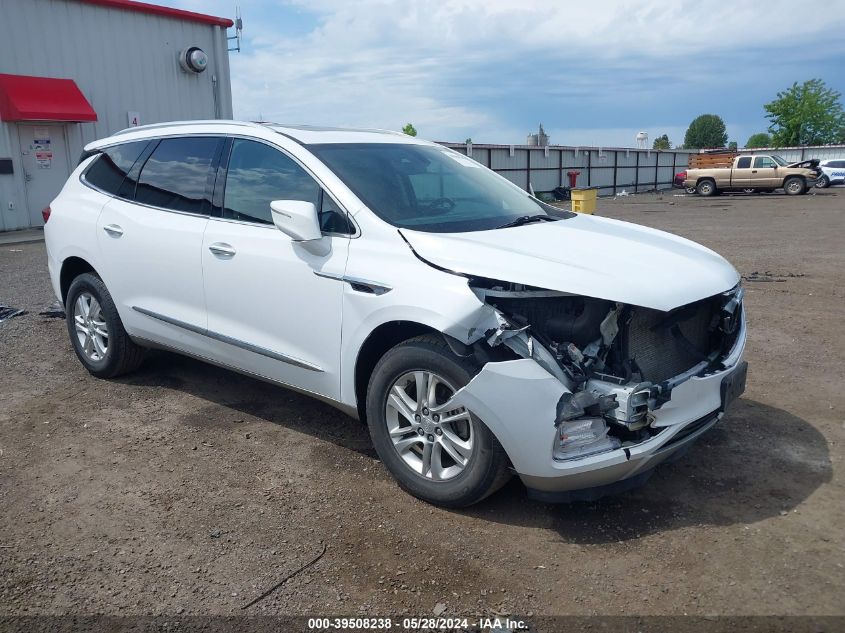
66, 273, 145, 378
366, 335, 510, 507
696, 179, 716, 196
784, 176, 805, 195
684, 186, 697, 194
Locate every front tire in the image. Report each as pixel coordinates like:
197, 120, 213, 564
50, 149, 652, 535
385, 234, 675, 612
784, 176, 805, 195
696, 179, 716, 196
366, 335, 510, 507
815, 175, 830, 188
66, 273, 145, 378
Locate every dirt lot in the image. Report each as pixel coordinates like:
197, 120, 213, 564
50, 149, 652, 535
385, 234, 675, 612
1, 189, 843, 620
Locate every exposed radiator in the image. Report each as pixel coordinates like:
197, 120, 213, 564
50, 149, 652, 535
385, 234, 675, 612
626, 298, 721, 382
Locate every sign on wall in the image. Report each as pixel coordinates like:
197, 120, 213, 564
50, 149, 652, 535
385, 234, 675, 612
35, 151, 53, 169
127, 111, 141, 127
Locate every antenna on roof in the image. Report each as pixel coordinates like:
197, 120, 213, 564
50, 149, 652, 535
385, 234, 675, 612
228, 6, 242, 53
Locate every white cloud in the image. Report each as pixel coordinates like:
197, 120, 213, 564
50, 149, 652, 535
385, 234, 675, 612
174, 0, 845, 144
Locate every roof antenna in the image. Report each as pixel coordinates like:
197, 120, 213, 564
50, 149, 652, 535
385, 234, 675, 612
228, 6, 242, 52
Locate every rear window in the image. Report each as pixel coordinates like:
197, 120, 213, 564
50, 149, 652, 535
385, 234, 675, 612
134, 137, 220, 214
736, 157, 752, 169
83, 141, 148, 196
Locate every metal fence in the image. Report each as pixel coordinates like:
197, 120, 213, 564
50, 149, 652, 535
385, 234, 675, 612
438, 143, 696, 197
732, 144, 845, 163
437, 142, 845, 197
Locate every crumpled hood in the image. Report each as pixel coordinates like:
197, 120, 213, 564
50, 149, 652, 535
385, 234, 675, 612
788, 158, 820, 169
400, 214, 740, 312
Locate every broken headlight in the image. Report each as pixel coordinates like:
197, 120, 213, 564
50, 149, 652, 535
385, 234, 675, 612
554, 417, 621, 460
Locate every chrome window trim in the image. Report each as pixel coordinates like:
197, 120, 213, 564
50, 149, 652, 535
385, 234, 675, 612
131, 306, 323, 373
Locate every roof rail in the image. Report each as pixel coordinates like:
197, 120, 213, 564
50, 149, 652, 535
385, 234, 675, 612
112, 119, 263, 136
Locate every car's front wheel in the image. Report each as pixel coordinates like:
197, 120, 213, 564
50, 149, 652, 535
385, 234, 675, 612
65, 273, 145, 378
815, 175, 830, 188
784, 176, 805, 195
366, 335, 510, 507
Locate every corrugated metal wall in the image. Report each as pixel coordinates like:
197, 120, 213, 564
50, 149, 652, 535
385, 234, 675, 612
439, 143, 845, 196
0, 0, 233, 231
439, 143, 695, 196
735, 145, 845, 162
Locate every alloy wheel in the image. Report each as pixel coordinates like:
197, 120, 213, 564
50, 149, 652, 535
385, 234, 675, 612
385, 370, 474, 481
73, 292, 109, 362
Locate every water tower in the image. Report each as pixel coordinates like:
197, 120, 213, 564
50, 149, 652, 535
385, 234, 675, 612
636, 131, 648, 149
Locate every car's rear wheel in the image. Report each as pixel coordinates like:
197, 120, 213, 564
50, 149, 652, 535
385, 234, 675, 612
366, 335, 510, 507
742, 188, 756, 194
684, 186, 697, 194
784, 176, 805, 195
696, 179, 716, 196
66, 273, 145, 378
815, 175, 830, 188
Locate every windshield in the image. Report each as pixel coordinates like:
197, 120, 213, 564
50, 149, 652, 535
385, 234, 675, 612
308, 143, 572, 232
772, 155, 789, 166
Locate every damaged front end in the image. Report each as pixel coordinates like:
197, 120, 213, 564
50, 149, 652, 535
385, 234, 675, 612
446, 277, 746, 491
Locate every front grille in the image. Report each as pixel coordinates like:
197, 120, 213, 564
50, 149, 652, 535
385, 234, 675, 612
627, 296, 726, 383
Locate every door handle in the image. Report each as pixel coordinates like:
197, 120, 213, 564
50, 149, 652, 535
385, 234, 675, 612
751, 170, 758, 173
208, 242, 236, 258
103, 224, 124, 237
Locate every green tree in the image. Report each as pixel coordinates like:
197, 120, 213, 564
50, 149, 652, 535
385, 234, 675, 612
683, 114, 728, 149
728, 141, 738, 151
745, 132, 771, 148
402, 123, 417, 137
764, 79, 845, 146
652, 134, 671, 150
465, 137, 472, 144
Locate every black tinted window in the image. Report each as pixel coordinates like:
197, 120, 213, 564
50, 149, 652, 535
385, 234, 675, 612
84, 141, 148, 196
135, 137, 219, 214
319, 192, 353, 234
223, 139, 320, 224
736, 157, 752, 169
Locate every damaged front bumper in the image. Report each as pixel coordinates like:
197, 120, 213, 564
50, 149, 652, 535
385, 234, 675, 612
446, 314, 747, 502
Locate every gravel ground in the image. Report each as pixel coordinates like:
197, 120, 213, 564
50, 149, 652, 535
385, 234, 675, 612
0, 188, 843, 619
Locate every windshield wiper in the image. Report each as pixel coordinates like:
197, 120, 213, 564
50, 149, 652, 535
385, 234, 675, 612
495, 214, 557, 230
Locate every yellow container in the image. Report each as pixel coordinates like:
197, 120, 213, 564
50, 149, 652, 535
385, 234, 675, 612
571, 187, 598, 214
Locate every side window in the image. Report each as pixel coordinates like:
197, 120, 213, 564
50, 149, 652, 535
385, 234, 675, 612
319, 191, 353, 235
83, 141, 148, 196
753, 156, 776, 168
736, 157, 752, 169
223, 139, 320, 225
135, 137, 219, 214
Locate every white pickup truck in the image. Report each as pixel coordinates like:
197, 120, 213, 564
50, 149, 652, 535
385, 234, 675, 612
684, 153, 820, 196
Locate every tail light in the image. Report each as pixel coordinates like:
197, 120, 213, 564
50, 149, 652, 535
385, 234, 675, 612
41, 206, 51, 223
679, 170, 687, 178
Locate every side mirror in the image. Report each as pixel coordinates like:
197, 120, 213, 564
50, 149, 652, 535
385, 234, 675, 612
270, 200, 321, 241
772, 164, 778, 170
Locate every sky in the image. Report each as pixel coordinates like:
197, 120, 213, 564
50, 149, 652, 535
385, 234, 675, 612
171, 0, 845, 148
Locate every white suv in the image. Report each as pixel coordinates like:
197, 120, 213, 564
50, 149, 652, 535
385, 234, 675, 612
815, 159, 845, 188
45, 121, 747, 507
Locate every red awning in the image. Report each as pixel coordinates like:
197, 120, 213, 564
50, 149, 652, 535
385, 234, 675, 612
0, 74, 98, 122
